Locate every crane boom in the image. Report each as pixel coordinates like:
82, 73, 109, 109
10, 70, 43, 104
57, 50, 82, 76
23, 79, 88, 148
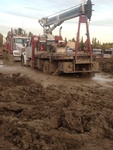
39, 0, 93, 34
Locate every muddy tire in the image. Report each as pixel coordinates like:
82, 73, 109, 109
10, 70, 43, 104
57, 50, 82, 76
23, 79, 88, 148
43, 61, 49, 74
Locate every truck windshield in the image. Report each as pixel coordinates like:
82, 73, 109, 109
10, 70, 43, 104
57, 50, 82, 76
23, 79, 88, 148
15, 38, 28, 44
104, 50, 112, 54
93, 49, 102, 54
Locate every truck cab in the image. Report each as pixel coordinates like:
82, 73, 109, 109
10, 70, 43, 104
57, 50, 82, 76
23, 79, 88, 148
12, 37, 29, 61
103, 49, 113, 58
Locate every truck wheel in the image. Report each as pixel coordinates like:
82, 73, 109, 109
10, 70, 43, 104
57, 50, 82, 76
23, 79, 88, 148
43, 61, 49, 74
21, 55, 24, 66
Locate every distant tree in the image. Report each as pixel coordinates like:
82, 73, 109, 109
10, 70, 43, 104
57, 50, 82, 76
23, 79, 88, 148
23, 30, 27, 37
65, 37, 67, 43
7, 31, 11, 38
79, 36, 84, 50
28, 32, 33, 37
18, 28, 21, 35
0, 33, 3, 47
72, 38, 75, 42
101, 42, 113, 50
92, 37, 102, 49
92, 37, 97, 48
14, 29, 18, 35
101, 43, 106, 50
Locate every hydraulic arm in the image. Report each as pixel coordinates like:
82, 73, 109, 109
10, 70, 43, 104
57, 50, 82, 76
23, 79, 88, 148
39, 0, 93, 35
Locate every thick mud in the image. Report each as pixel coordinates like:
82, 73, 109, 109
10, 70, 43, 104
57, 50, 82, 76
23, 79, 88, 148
100, 57, 113, 74
0, 71, 113, 150
1, 55, 113, 149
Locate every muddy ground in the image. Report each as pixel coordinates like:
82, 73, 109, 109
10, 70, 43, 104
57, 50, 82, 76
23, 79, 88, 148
0, 56, 113, 150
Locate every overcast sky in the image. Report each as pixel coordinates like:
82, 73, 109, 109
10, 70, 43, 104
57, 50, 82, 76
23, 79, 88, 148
0, 0, 113, 43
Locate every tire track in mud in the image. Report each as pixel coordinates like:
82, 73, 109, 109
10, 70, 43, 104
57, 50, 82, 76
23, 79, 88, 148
0, 73, 113, 149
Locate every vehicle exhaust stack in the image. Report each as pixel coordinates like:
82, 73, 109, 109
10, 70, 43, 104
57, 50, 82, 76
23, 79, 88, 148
59, 26, 62, 36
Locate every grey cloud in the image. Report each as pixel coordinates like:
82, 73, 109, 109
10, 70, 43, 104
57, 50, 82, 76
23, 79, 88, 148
1, 0, 113, 32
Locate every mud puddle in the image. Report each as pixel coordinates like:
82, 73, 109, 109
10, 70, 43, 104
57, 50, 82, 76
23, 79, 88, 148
92, 72, 113, 87
1, 62, 113, 89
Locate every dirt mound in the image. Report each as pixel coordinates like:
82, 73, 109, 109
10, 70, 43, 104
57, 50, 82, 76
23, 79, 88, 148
0, 73, 113, 150
100, 57, 113, 74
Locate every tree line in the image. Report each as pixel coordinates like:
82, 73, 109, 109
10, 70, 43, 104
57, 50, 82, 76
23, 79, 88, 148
1, 29, 113, 51
70, 37, 113, 50
7, 28, 33, 38
0, 33, 3, 47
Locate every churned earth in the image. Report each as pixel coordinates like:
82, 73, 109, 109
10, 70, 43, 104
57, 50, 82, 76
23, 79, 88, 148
0, 56, 113, 150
